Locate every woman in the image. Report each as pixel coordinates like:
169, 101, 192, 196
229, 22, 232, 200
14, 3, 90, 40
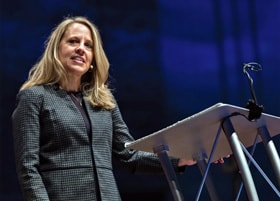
12, 16, 197, 201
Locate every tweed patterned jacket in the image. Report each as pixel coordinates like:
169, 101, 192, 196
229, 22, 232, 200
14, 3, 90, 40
12, 84, 181, 201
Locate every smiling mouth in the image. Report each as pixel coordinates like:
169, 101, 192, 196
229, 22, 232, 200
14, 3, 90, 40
71, 56, 85, 63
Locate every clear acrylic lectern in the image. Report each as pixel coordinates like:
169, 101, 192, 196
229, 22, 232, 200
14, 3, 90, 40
125, 103, 280, 201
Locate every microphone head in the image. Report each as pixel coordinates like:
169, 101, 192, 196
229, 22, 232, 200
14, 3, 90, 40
243, 62, 262, 71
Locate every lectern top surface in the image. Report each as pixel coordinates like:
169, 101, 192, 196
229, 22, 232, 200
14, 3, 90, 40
125, 103, 280, 162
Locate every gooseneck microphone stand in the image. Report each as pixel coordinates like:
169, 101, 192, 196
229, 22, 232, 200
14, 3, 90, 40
233, 62, 280, 200
243, 62, 264, 121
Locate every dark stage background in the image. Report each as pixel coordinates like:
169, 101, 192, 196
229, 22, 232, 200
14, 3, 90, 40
1, 0, 279, 200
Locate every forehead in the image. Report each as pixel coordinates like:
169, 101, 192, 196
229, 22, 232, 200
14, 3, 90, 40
64, 22, 92, 40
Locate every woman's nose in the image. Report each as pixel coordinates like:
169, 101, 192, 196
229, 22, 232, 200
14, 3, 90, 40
76, 44, 85, 54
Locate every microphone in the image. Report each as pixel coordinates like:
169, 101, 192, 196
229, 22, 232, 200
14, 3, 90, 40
243, 62, 264, 121
243, 62, 262, 72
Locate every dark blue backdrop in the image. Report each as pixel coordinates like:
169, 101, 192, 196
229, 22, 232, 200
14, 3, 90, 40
1, 0, 279, 200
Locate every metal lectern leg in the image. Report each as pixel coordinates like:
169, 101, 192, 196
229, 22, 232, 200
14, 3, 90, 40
222, 118, 259, 201
194, 152, 219, 201
153, 144, 185, 201
258, 125, 280, 186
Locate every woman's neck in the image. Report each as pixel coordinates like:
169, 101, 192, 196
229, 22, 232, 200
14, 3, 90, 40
59, 79, 81, 92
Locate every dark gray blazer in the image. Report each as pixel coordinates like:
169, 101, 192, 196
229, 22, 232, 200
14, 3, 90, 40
12, 84, 180, 201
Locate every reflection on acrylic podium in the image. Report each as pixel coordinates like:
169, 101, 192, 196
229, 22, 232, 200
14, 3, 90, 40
125, 103, 280, 201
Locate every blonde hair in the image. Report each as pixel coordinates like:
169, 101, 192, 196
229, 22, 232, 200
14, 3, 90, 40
20, 16, 115, 109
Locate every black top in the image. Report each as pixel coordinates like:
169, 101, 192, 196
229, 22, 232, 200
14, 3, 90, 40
69, 92, 91, 136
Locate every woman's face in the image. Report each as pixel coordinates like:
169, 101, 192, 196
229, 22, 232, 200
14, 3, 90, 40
58, 22, 94, 77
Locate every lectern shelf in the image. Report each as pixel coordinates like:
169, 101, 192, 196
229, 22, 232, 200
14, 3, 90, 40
125, 103, 280, 162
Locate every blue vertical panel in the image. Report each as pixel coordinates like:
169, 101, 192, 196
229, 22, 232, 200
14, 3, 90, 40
255, 1, 280, 115
158, 0, 220, 119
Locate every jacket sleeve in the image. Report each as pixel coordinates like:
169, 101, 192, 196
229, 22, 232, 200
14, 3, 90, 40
12, 89, 50, 201
111, 102, 184, 174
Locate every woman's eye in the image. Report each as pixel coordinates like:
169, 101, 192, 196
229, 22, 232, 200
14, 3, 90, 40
69, 39, 78, 44
67, 39, 93, 50
85, 43, 93, 49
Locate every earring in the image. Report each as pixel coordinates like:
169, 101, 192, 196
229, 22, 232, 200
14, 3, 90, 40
89, 65, 94, 72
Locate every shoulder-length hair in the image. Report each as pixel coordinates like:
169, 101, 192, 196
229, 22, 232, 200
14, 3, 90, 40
20, 16, 115, 109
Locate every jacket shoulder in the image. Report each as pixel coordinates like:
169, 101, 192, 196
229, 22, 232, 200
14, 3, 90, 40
18, 85, 55, 96
15, 85, 55, 106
